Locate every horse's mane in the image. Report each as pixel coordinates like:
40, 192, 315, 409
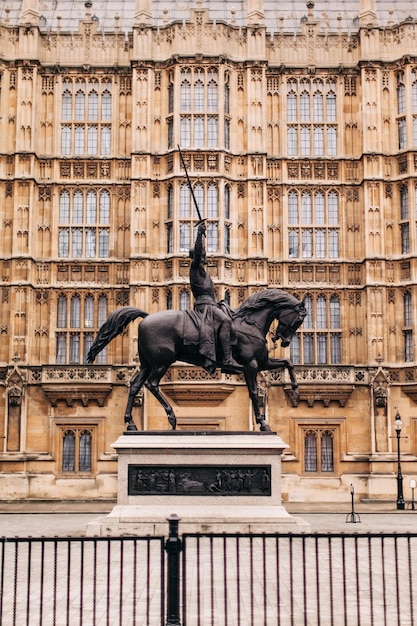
233, 289, 299, 319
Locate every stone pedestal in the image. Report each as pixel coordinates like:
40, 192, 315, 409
86, 431, 309, 536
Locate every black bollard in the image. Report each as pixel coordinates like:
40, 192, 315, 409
345, 484, 361, 523
165, 514, 182, 626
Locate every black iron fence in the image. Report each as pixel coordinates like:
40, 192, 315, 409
1, 523, 416, 626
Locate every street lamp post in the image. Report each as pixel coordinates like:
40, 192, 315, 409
394, 411, 405, 511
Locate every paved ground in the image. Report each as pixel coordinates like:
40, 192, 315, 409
0, 501, 416, 625
0, 500, 416, 536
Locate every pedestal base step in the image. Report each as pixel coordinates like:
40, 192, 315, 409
86, 504, 310, 536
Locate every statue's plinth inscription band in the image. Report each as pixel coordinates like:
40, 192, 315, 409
128, 464, 271, 496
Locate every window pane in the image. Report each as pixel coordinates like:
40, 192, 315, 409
329, 230, 339, 258
327, 126, 337, 155
317, 333, 327, 364
62, 91, 72, 121
75, 91, 85, 121
303, 333, 314, 363
98, 296, 108, 326
88, 91, 98, 121
304, 296, 313, 327
398, 83, 406, 115
207, 184, 218, 218
87, 125, 98, 155
69, 333, 80, 363
288, 229, 299, 258
207, 76, 218, 111
62, 431, 75, 472
316, 296, 326, 328
180, 291, 190, 310
224, 119, 230, 149
326, 93, 336, 122
98, 229, 109, 257
101, 91, 111, 120
84, 333, 94, 363
290, 333, 300, 364
288, 126, 297, 156
315, 192, 325, 223
400, 186, 409, 220
74, 126, 84, 155
70, 296, 81, 328
398, 118, 406, 149
401, 223, 410, 254
330, 333, 341, 364
300, 91, 310, 121
314, 126, 324, 156
302, 229, 312, 258
180, 116, 191, 146
194, 116, 204, 147
207, 117, 218, 147
194, 184, 204, 219
56, 333, 67, 364
61, 126, 71, 155
315, 229, 325, 258
301, 193, 312, 224
288, 192, 298, 224
404, 292, 412, 326
101, 126, 111, 155
305, 432, 317, 472
330, 296, 340, 327
224, 185, 230, 220
194, 80, 204, 112
59, 192, 70, 223
224, 224, 230, 254
313, 92, 323, 121
180, 223, 190, 252
99, 191, 110, 223
181, 80, 191, 111
86, 191, 97, 223
57, 295, 67, 328
207, 223, 218, 252
328, 192, 339, 224
72, 228, 82, 257
180, 184, 190, 218
84, 296, 94, 328
321, 431, 334, 472
287, 92, 297, 122
73, 192, 83, 223
404, 330, 414, 362
86, 229, 96, 257
79, 431, 92, 472
300, 126, 310, 156
58, 229, 69, 257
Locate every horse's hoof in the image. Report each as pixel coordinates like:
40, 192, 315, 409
292, 390, 300, 404
259, 420, 271, 432
168, 415, 177, 430
126, 421, 138, 431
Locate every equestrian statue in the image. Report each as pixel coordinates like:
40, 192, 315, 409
87, 223, 306, 431
87, 150, 306, 432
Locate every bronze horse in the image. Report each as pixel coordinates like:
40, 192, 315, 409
87, 288, 306, 431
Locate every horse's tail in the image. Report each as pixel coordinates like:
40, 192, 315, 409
86, 306, 148, 363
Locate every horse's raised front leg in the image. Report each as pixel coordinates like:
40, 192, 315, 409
243, 361, 271, 432
145, 365, 177, 430
124, 366, 151, 431
263, 357, 300, 404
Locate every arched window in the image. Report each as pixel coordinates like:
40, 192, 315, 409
62, 428, 93, 473
304, 429, 335, 473
166, 290, 173, 310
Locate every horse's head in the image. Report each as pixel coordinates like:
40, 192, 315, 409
273, 297, 307, 348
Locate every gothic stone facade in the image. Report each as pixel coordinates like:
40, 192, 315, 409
0, 0, 417, 503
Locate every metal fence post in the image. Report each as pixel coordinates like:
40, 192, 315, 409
165, 514, 182, 626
